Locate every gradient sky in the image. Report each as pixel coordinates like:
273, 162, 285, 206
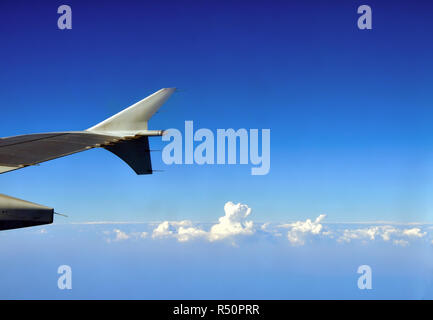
1, 0, 433, 300
1, 0, 433, 223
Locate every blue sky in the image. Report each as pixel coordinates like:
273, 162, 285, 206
1, 0, 433, 299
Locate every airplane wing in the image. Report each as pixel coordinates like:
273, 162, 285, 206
0, 87, 176, 175
0, 132, 153, 174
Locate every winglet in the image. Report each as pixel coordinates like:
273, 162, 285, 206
87, 88, 176, 136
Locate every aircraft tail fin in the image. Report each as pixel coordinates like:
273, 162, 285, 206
87, 88, 176, 136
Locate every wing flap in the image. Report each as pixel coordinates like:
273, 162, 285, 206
0, 132, 117, 167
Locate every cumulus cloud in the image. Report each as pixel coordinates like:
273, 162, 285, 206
280, 214, 327, 245
402, 228, 426, 238
208, 202, 254, 241
337, 225, 426, 245
113, 229, 130, 241
107, 229, 148, 242
177, 226, 208, 242
152, 220, 194, 239
380, 226, 398, 241
338, 227, 381, 243
151, 220, 208, 242
151, 201, 254, 243
275, 218, 429, 246
97, 202, 431, 247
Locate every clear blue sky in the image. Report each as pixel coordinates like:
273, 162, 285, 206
1, 0, 433, 299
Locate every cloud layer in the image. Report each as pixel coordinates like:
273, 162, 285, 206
102, 201, 431, 247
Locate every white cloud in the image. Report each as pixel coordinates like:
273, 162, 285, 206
208, 202, 254, 241
261, 222, 270, 231
177, 226, 207, 242
338, 227, 380, 243
151, 202, 254, 243
393, 239, 409, 247
113, 229, 130, 241
152, 221, 174, 239
380, 226, 398, 241
106, 229, 148, 242
402, 228, 426, 238
96, 203, 431, 247
337, 225, 427, 245
152, 220, 200, 240
281, 214, 327, 246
